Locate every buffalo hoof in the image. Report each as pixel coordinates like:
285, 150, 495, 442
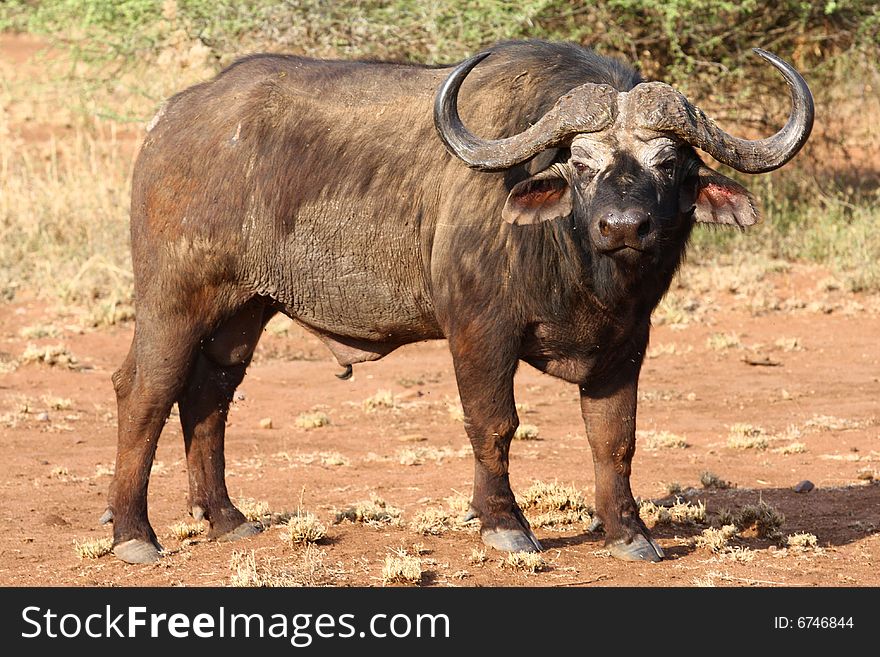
606, 534, 664, 562
482, 528, 543, 553
191, 505, 206, 522
215, 521, 262, 542
114, 538, 162, 564
482, 507, 543, 553
587, 516, 603, 533
99, 508, 114, 525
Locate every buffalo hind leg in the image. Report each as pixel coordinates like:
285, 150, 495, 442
450, 333, 542, 553
108, 321, 202, 564
179, 300, 272, 540
580, 365, 664, 562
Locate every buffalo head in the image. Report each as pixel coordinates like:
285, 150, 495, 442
434, 49, 814, 262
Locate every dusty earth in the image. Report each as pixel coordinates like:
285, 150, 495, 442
1, 33, 878, 588
1, 268, 878, 588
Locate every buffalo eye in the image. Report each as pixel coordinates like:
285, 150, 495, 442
657, 157, 676, 179
571, 160, 595, 178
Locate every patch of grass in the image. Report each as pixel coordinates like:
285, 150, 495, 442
773, 442, 807, 455
735, 500, 785, 540
362, 389, 396, 412
513, 424, 540, 441
639, 498, 706, 526
169, 521, 205, 541
804, 415, 871, 432
394, 445, 469, 466
692, 525, 738, 553
639, 430, 688, 450
74, 537, 113, 559
382, 551, 422, 586
773, 337, 803, 352
664, 481, 683, 496
334, 496, 402, 527
646, 342, 693, 358
409, 507, 455, 536
727, 424, 769, 451
502, 552, 547, 573
720, 546, 755, 563
446, 398, 465, 422
284, 513, 327, 545
786, 532, 819, 551
228, 546, 330, 587
236, 498, 270, 522
19, 344, 78, 368
519, 481, 593, 529
706, 332, 742, 351
19, 324, 62, 339
41, 395, 72, 410
470, 548, 487, 565
294, 411, 330, 429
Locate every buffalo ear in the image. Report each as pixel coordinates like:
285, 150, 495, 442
682, 164, 760, 228
502, 171, 572, 225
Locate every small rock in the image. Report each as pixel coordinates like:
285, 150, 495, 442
258, 417, 273, 430
234, 391, 246, 402
36, 411, 50, 422
793, 480, 815, 493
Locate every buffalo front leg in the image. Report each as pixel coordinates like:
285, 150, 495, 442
450, 338, 541, 553
580, 370, 663, 562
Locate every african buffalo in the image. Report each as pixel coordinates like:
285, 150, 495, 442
104, 40, 813, 563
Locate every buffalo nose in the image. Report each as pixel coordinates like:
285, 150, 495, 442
595, 209, 653, 251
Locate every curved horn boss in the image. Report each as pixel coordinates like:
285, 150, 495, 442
630, 49, 814, 173
435, 48, 814, 175
434, 51, 620, 171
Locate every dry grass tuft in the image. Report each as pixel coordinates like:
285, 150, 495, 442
228, 546, 330, 587
735, 500, 785, 539
169, 521, 205, 541
519, 481, 593, 528
394, 445, 469, 466
502, 552, 547, 573
692, 525, 738, 553
284, 513, 327, 545
294, 411, 330, 429
706, 332, 742, 351
75, 537, 113, 560
446, 398, 465, 422
804, 414, 870, 432
513, 424, 540, 440
774, 336, 803, 352
236, 498, 271, 522
640, 498, 706, 526
362, 389, 396, 412
727, 423, 769, 450
334, 496, 402, 526
639, 430, 688, 450
409, 507, 455, 536
470, 548, 487, 565
20, 344, 78, 368
786, 532, 819, 551
382, 551, 422, 585
773, 441, 807, 454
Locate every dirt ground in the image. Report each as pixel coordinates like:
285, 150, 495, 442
1, 33, 878, 588
1, 268, 878, 587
